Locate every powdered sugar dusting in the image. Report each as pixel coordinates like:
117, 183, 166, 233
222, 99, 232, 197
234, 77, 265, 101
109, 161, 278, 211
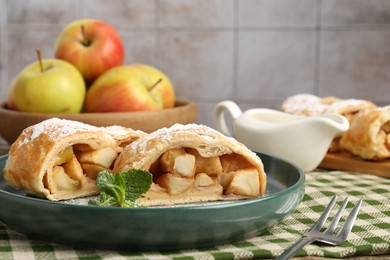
101, 125, 145, 136
325, 99, 373, 113
282, 94, 377, 116
130, 123, 235, 152
18, 118, 108, 147
281, 94, 327, 116
282, 93, 320, 105
127, 123, 253, 167
63, 195, 98, 206
62, 195, 237, 207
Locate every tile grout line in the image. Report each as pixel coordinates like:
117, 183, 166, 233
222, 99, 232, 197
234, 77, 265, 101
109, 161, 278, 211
1, 0, 9, 100
155, 0, 160, 68
314, 0, 322, 96
232, 0, 239, 100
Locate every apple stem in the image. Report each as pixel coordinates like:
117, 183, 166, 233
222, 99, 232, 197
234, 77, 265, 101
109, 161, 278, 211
150, 78, 163, 90
36, 48, 44, 72
80, 25, 90, 46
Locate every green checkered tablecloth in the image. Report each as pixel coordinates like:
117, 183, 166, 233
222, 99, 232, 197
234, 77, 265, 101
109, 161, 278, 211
0, 171, 389, 259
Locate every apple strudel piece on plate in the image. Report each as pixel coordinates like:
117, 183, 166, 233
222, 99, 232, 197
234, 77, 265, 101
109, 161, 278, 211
113, 123, 267, 206
340, 106, 390, 160
3, 118, 146, 201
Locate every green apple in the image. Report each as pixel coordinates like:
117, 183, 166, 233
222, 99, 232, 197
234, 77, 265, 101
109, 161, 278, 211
85, 64, 175, 112
7, 58, 86, 113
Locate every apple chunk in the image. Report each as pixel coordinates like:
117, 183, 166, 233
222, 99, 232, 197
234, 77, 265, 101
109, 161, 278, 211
156, 173, 194, 195
187, 148, 223, 175
62, 154, 83, 181
173, 154, 196, 177
218, 172, 235, 190
47, 166, 80, 192
75, 147, 118, 168
161, 148, 186, 172
160, 149, 196, 177
195, 173, 214, 187
220, 154, 252, 172
226, 168, 260, 197
55, 146, 74, 165
81, 163, 106, 180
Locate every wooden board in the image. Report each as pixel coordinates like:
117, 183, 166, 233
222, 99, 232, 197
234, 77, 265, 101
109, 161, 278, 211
319, 152, 390, 178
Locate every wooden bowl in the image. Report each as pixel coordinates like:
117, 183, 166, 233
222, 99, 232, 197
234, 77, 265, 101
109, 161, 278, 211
0, 98, 197, 145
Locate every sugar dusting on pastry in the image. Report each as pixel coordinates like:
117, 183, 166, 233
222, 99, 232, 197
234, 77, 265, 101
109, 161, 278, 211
101, 125, 145, 137
124, 123, 262, 171
281, 93, 328, 116
282, 94, 376, 117
19, 118, 117, 147
325, 99, 376, 114
130, 123, 247, 156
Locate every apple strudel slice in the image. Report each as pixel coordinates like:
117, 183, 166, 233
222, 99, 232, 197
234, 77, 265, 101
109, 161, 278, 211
324, 98, 376, 152
113, 123, 267, 206
3, 118, 146, 201
340, 106, 390, 160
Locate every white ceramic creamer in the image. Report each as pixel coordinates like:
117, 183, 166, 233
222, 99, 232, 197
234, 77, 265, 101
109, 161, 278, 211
214, 100, 350, 172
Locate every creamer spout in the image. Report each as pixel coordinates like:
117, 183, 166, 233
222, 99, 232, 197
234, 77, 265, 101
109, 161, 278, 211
317, 113, 350, 136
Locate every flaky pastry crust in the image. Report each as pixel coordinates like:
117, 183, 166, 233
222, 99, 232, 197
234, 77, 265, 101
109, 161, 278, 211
340, 107, 390, 160
114, 123, 267, 206
3, 118, 145, 201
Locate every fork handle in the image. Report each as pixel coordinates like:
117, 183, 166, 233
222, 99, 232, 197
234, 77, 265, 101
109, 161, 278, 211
275, 237, 317, 260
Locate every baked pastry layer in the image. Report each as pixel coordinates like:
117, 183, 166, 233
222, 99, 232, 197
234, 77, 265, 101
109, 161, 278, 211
281, 93, 376, 120
3, 118, 145, 201
340, 107, 390, 160
113, 123, 267, 206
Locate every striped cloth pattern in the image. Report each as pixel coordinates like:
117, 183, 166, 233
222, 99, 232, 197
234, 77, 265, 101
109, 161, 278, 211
0, 171, 389, 259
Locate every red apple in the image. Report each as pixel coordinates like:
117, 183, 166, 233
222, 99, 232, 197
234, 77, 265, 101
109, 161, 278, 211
85, 64, 175, 112
54, 19, 124, 83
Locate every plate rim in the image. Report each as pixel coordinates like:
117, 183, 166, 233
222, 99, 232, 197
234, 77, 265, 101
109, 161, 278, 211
0, 153, 305, 212
0, 152, 305, 250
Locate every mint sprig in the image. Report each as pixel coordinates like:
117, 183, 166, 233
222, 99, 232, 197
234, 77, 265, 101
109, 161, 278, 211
89, 169, 152, 208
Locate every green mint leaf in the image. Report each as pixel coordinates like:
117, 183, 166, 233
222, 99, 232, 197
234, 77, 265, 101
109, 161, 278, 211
122, 169, 153, 202
93, 169, 152, 208
96, 170, 126, 206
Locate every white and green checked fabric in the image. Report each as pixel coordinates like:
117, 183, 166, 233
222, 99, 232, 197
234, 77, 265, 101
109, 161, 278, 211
0, 171, 389, 260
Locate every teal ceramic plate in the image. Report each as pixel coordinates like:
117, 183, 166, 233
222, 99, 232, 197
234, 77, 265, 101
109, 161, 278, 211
0, 153, 304, 251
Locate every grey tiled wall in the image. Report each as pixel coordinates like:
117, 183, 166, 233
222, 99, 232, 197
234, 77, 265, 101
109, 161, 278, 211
1, 0, 390, 129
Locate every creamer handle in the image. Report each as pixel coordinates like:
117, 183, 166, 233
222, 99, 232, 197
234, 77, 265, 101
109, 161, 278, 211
213, 100, 242, 136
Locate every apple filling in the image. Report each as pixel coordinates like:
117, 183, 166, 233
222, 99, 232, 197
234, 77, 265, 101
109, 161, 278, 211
145, 148, 261, 200
43, 145, 120, 194
381, 121, 390, 150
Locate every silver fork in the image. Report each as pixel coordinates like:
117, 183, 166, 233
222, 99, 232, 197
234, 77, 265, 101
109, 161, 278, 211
276, 195, 363, 260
